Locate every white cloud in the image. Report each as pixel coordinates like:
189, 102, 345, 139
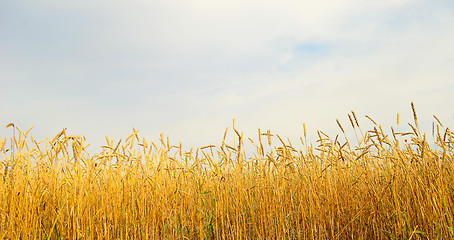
1, 0, 453, 152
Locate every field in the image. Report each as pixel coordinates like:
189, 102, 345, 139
1, 106, 453, 239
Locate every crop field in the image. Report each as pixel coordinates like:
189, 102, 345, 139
1, 105, 453, 239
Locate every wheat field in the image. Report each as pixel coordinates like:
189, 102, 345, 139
1, 106, 453, 239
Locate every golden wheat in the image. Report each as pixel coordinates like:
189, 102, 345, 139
0, 107, 453, 239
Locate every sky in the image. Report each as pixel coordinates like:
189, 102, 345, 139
1, 0, 453, 154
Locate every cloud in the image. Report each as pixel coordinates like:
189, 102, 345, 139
1, 0, 453, 152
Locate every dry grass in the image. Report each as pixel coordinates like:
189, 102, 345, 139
1, 108, 454, 239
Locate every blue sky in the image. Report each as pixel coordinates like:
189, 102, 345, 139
1, 0, 453, 153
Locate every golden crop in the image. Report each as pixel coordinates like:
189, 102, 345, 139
1, 107, 453, 239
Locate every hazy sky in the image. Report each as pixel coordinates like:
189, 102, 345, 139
1, 0, 453, 153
